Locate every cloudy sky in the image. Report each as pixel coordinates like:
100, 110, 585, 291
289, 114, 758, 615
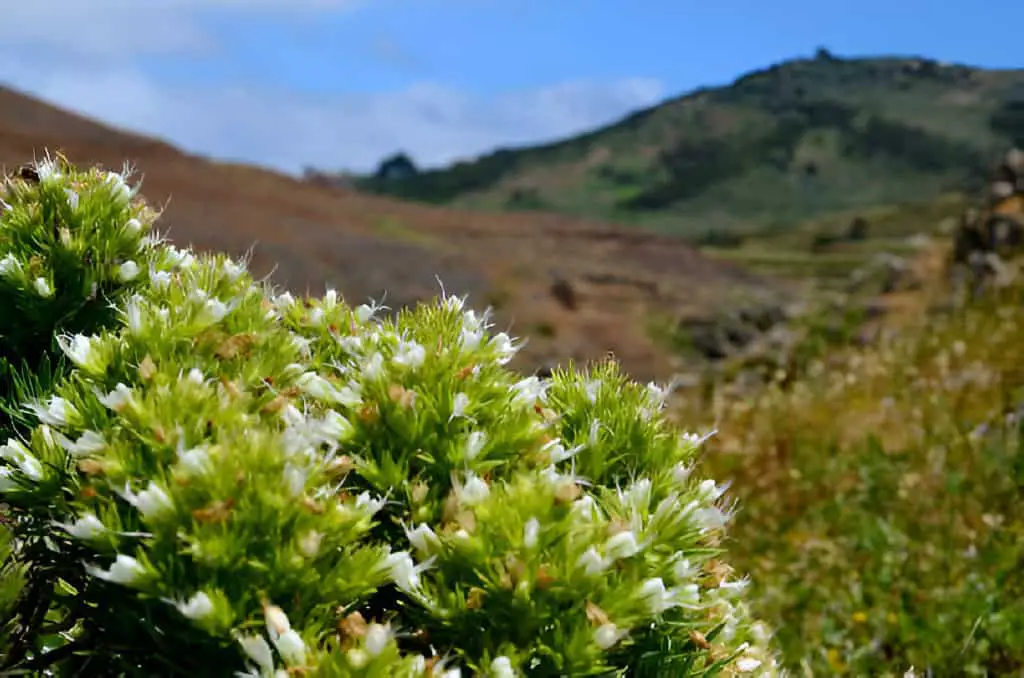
2, 0, 1020, 175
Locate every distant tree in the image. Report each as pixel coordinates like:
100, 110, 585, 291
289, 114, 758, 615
814, 46, 837, 61
374, 152, 419, 181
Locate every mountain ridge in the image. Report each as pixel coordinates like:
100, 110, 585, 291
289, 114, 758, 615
350, 53, 1024, 238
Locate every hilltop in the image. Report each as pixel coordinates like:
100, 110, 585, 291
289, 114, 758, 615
0, 85, 778, 381
350, 53, 1024, 239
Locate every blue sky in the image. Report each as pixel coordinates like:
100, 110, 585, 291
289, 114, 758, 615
1, 0, 1021, 174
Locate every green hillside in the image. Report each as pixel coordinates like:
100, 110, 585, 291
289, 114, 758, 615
352, 53, 1024, 239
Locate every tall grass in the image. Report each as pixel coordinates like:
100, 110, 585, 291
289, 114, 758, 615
673, 257, 1024, 675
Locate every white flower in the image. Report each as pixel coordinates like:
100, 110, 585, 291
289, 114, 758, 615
676, 583, 700, 606
222, 258, 245, 280
105, 171, 133, 203
124, 217, 142, 235
584, 379, 602, 403
638, 577, 675, 614
0, 438, 43, 481
490, 332, 518, 363
697, 478, 728, 503
284, 464, 307, 497
461, 326, 484, 352
593, 623, 626, 650
57, 333, 107, 375
693, 506, 730, 532
355, 491, 387, 516
457, 473, 490, 506
124, 295, 145, 334
451, 392, 470, 420
85, 554, 147, 586
490, 656, 516, 678
543, 439, 582, 465
621, 477, 652, 511
264, 603, 291, 636
288, 334, 313, 358
647, 381, 669, 406
26, 396, 78, 427
406, 523, 441, 557
735, 656, 762, 672
99, 383, 135, 413
117, 260, 140, 281
177, 444, 211, 476
186, 368, 205, 384
35, 158, 61, 182
273, 629, 307, 666
464, 431, 486, 461
605, 530, 641, 561
364, 623, 391, 657
393, 340, 426, 368
275, 292, 296, 309
165, 245, 196, 269
718, 577, 749, 596
149, 269, 172, 289
315, 410, 355, 442
672, 463, 693, 485
64, 188, 79, 210
522, 517, 542, 548
672, 557, 697, 582
442, 293, 465, 312
171, 591, 215, 620
296, 372, 361, 407
201, 298, 230, 323
510, 376, 546, 407
571, 495, 600, 522
237, 634, 276, 675
576, 547, 607, 576
385, 551, 429, 592
119, 481, 174, 520
56, 513, 107, 540
0, 253, 22, 277
362, 352, 385, 379
32, 277, 53, 297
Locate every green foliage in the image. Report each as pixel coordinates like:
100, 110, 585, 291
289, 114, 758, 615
0, 158, 778, 676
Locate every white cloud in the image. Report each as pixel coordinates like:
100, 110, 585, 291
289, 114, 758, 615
0, 1, 361, 58
0, 2, 665, 174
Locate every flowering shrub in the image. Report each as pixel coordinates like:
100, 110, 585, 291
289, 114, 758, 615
0, 157, 778, 676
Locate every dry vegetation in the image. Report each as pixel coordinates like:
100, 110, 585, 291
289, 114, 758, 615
670, 236, 1024, 674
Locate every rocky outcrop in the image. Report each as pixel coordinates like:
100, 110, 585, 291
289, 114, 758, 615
954, 148, 1024, 262
951, 148, 1024, 293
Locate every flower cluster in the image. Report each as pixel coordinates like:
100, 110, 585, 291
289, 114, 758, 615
0, 157, 778, 676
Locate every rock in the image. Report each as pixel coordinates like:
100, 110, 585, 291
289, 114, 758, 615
846, 216, 870, 241
548, 271, 578, 311
991, 180, 1016, 201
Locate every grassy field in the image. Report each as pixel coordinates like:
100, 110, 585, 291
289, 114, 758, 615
669, 225, 1024, 674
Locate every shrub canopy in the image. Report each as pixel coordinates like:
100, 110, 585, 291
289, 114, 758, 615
0, 157, 777, 676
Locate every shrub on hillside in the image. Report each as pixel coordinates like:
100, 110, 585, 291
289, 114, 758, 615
0, 157, 778, 676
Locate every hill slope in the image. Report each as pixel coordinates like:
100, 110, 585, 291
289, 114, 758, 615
353, 54, 1024, 238
0, 85, 777, 380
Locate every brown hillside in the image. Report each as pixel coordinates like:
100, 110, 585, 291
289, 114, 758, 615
0, 85, 775, 380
